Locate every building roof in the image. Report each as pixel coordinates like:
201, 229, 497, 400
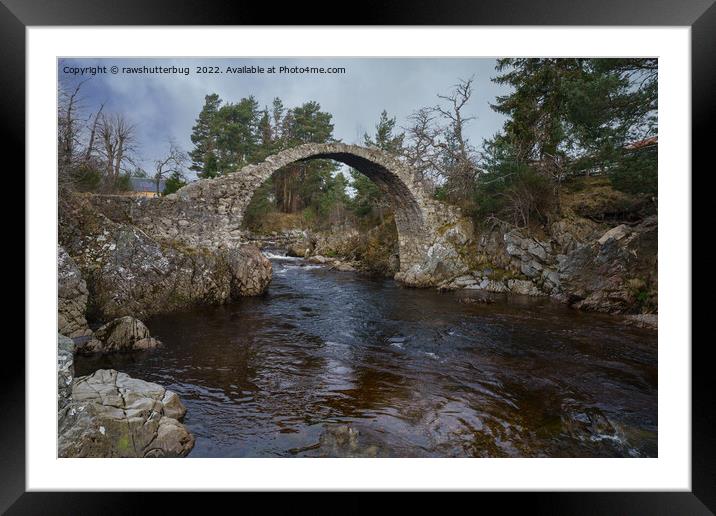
625, 136, 658, 150
130, 177, 166, 193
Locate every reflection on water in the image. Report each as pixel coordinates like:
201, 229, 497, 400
76, 252, 657, 457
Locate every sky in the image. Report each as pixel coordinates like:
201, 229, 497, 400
58, 58, 510, 180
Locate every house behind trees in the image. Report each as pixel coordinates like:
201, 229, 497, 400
125, 177, 167, 198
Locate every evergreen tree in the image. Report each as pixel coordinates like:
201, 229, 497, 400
477, 58, 658, 225
351, 110, 404, 223
363, 110, 404, 153
257, 109, 274, 161
189, 93, 222, 178
189, 94, 263, 178
273, 101, 337, 213
491, 58, 657, 188
163, 170, 187, 195
214, 96, 261, 173
271, 98, 285, 141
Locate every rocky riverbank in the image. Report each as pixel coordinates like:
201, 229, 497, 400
60, 195, 272, 321
438, 215, 658, 315
58, 335, 194, 457
57, 192, 275, 457
56, 183, 656, 457
245, 179, 657, 318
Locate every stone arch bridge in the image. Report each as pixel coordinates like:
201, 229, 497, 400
102, 143, 472, 286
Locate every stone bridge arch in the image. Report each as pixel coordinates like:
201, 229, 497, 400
130, 143, 471, 286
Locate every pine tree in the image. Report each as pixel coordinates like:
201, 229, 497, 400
163, 170, 187, 195
363, 110, 404, 153
189, 93, 222, 178
257, 109, 273, 161
214, 96, 261, 173
351, 110, 404, 223
273, 101, 337, 213
477, 58, 658, 225
491, 58, 657, 184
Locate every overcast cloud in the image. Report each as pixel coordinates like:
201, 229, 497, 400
59, 58, 510, 179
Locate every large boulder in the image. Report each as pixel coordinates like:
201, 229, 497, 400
285, 232, 316, 258
58, 369, 195, 458
57, 246, 92, 338
549, 216, 603, 255
225, 245, 273, 297
59, 196, 272, 320
79, 316, 161, 354
314, 424, 387, 458
396, 219, 472, 287
312, 226, 360, 258
559, 216, 658, 313
396, 241, 465, 287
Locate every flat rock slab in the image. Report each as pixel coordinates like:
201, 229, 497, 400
58, 369, 194, 458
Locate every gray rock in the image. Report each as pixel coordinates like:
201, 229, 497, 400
465, 279, 508, 293
57, 246, 92, 338
308, 255, 329, 264
453, 275, 477, 287
507, 279, 544, 296
526, 240, 550, 261
225, 245, 274, 297
286, 237, 314, 258
89, 316, 160, 353
396, 229, 470, 288
503, 231, 557, 296
59, 196, 272, 320
315, 424, 385, 458
58, 369, 194, 458
550, 217, 601, 254
597, 224, 631, 245
561, 406, 617, 442
624, 314, 658, 329
560, 217, 657, 313
332, 261, 356, 272
312, 227, 359, 258
481, 267, 494, 278
57, 334, 75, 411
437, 280, 460, 292
520, 259, 543, 278
541, 269, 562, 292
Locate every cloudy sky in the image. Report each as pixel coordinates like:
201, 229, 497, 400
58, 57, 510, 179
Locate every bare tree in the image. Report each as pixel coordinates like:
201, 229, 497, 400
436, 76, 476, 164
401, 76, 480, 202
84, 102, 105, 163
153, 141, 188, 194
433, 76, 479, 199
402, 107, 442, 188
58, 79, 90, 184
98, 113, 137, 190
58, 79, 110, 193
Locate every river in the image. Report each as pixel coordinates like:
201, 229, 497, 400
75, 252, 658, 458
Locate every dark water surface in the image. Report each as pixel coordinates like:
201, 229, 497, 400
76, 253, 658, 457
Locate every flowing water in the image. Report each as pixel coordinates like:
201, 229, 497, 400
75, 252, 658, 458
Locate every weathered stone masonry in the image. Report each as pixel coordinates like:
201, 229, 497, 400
92, 143, 471, 285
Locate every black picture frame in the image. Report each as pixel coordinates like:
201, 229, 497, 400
5, 0, 711, 512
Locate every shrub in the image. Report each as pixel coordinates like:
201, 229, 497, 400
163, 171, 187, 195
609, 146, 657, 197
114, 173, 132, 192
70, 164, 102, 192
472, 164, 557, 228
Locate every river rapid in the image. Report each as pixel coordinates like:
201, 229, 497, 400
75, 251, 658, 458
